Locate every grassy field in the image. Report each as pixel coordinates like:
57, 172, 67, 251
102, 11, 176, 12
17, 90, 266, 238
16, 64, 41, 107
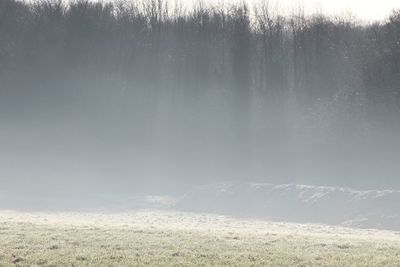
0, 210, 399, 266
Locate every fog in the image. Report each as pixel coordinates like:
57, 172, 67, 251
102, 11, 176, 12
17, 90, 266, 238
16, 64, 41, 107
1, 0, 400, 217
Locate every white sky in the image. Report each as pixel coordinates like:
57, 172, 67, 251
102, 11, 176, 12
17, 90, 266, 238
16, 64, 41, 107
181, 0, 400, 21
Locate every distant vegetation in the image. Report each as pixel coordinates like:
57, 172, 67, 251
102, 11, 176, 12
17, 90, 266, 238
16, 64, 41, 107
2, 0, 399, 111
1, 0, 400, 188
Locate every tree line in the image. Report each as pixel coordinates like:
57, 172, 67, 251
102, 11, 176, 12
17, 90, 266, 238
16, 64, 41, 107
1, 0, 399, 117
1, 0, 400, 187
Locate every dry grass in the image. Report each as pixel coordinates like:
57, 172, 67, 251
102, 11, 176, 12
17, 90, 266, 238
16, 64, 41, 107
0, 210, 399, 266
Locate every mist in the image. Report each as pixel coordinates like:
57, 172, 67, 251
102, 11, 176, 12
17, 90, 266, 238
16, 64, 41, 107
1, 0, 400, 211
2, 2, 400, 266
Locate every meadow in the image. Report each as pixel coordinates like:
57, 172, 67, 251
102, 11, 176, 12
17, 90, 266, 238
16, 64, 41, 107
0, 210, 399, 266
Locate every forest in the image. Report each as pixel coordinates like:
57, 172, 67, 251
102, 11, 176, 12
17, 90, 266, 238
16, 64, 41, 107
1, 0, 400, 193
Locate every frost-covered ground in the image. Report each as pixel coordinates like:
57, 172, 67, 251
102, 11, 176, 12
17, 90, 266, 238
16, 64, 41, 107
0, 210, 400, 266
177, 183, 400, 230
2, 183, 399, 231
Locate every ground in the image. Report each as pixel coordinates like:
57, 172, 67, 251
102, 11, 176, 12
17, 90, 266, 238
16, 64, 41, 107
0, 210, 399, 266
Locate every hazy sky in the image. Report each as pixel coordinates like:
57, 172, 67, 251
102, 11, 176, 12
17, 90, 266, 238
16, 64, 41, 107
181, 0, 400, 21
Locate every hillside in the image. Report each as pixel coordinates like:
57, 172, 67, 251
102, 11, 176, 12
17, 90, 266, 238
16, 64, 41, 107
1, 183, 399, 230
177, 183, 400, 230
